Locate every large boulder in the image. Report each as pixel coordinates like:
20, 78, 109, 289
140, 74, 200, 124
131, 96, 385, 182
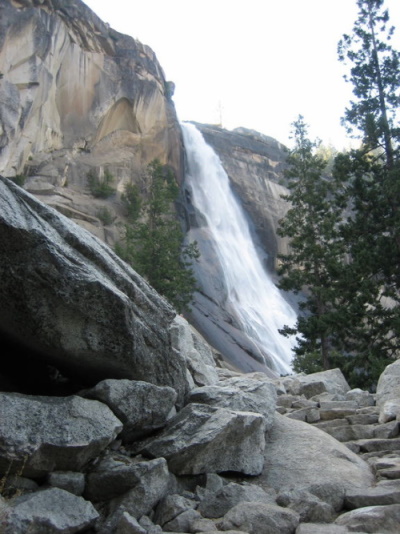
138, 403, 266, 475
188, 374, 277, 431
284, 369, 351, 399
0, 392, 122, 477
85, 454, 168, 503
0, 487, 99, 534
221, 502, 300, 534
169, 315, 219, 387
258, 413, 374, 505
335, 504, 400, 533
82, 379, 177, 442
198, 482, 276, 518
0, 178, 189, 403
376, 359, 400, 407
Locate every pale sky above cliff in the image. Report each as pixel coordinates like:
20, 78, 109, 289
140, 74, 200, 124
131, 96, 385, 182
84, 0, 400, 149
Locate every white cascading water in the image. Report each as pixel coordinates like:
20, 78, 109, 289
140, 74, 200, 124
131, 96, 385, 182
182, 122, 297, 375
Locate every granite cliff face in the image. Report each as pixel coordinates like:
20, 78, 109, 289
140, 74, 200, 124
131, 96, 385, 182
0, 0, 183, 246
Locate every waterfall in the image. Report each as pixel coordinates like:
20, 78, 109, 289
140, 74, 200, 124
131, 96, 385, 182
181, 122, 297, 375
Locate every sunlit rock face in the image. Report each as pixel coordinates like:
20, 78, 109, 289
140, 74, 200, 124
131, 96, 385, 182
0, 0, 183, 246
192, 123, 290, 270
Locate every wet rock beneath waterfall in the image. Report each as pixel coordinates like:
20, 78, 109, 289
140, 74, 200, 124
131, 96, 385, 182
137, 403, 266, 475
0, 487, 99, 534
0, 393, 122, 478
188, 374, 277, 431
221, 502, 300, 534
82, 379, 177, 442
0, 178, 188, 404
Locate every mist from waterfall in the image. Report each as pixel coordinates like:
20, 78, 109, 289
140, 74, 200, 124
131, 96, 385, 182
182, 122, 297, 375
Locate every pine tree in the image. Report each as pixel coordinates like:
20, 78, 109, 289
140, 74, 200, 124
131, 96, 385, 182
116, 160, 199, 313
335, 0, 400, 385
278, 117, 351, 372
338, 0, 400, 166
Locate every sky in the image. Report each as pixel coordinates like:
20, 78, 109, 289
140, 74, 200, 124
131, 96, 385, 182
83, 0, 400, 149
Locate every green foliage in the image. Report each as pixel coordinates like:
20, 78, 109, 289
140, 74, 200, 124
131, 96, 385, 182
281, 3, 400, 389
121, 182, 141, 222
87, 168, 115, 198
116, 160, 199, 313
278, 116, 352, 372
338, 0, 400, 165
96, 206, 114, 226
10, 174, 26, 187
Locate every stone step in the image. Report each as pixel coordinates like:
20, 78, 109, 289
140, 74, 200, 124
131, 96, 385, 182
319, 421, 399, 443
344, 484, 400, 509
296, 523, 355, 533
319, 401, 358, 421
346, 438, 400, 454
313, 419, 350, 431
345, 413, 379, 425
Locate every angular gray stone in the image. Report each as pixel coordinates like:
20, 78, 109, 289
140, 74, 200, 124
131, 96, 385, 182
97, 458, 169, 532
163, 508, 202, 532
335, 504, 400, 533
0, 393, 122, 477
138, 515, 164, 534
0, 487, 98, 534
344, 485, 400, 509
345, 388, 375, 407
379, 399, 400, 424
170, 315, 218, 387
296, 525, 351, 534
286, 407, 320, 423
346, 413, 379, 425
198, 482, 276, 518
277, 488, 335, 523
376, 359, 400, 407
114, 512, 147, 534
188, 374, 277, 430
85, 454, 168, 503
221, 502, 299, 534
320, 424, 375, 442
350, 437, 400, 453
47, 471, 85, 496
373, 421, 399, 440
138, 403, 266, 476
259, 414, 374, 503
0, 177, 189, 404
154, 494, 197, 526
83, 379, 177, 442
319, 401, 358, 421
293, 369, 351, 399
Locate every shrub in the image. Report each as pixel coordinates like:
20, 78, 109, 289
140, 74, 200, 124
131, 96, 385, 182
96, 206, 114, 226
87, 168, 115, 198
